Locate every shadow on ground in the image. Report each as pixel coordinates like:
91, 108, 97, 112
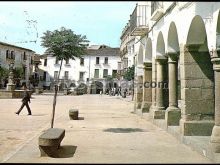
78, 117, 84, 120
56, 145, 77, 158
103, 128, 146, 133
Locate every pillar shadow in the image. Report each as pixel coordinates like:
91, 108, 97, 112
103, 128, 146, 133
78, 117, 84, 120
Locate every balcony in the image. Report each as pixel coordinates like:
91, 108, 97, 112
130, 4, 149, 36
151, 2, 164, 21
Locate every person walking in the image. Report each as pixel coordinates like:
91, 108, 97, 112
15, 86, 32, 115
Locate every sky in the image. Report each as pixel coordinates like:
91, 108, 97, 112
0, 1, 137, 54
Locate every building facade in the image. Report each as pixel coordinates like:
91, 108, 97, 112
38, 45, 121, 94
0, 41, 35, 88
120, 1, 220, 158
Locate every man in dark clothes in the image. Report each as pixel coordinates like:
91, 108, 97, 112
15, 86, 32, 115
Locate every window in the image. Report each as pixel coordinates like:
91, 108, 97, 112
124, 58, 128, 68
11, 51, 15, 59
112, 70, 117, 78
80, 58, 84, 65
66, 59, 69, 64
151, 2, 163, 15
54, 71, 58, 80
31, 56, 33, 64
96, 57, 100, 64
44, 58, 47, 66
94, 69, 99, 78
23, 52, 27, 61
103, 69, 108, 78
55, 57, 59, 64
104, 57, 108, 64
6, 50, 10, 59
43, 72, 46, 81
64, 71, 69, 80
79, 72, 84, 80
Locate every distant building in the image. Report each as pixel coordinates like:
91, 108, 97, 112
0, 41, 35, 88
38, 45, 121, 94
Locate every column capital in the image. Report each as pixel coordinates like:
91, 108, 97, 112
156, 58, 167, 64
211, 58, 220, 71
166, 52, 179, 63
143, 62, 152, 70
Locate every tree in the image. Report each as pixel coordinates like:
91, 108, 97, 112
41, 27, 89, 128
0, 67, 9, 88
123, 65, 134, 81
123, 65, 135, 100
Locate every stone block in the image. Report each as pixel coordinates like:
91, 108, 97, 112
39, 128, 65, 157
165, 107, 181, 126
153, 109, 165, 119
184, 99, 214, 114
141, 101, 151, 113
180, 119, 214, 136
69, 109, 79, 120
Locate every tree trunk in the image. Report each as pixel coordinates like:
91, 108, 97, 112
132, 78, 134, 101
51, 59, 63, 128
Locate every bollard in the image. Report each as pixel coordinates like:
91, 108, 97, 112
69, 109, 78, 120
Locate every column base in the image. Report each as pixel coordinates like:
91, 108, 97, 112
141, 101, 151, 113
210, 126, 220, 153
165, 107, 181, 126
180, 119, 214, 136
7, 84, 15, 91
153, 106, 165, 119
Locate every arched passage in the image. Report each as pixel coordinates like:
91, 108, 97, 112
135, 42, 145, 110
180, 15, 214, 136
90, 81, 103, 94
141, 38, 153, 113
165, 22, 181, 126
210, 10, 220, 152
153, 32, 168, 119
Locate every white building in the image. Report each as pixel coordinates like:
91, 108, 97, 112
38, 45, 120, 94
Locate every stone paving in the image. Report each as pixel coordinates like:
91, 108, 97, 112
0, 94, 213, 163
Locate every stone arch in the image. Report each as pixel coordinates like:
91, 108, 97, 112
186, 15, 208, 51
216, 11, 220, 53
180, 15, 214, 135
137, 42, 144, 65
156, 31, 166, 58
145, 38, 152, 62
168, 22, 179, 54
90, 81, 103, 94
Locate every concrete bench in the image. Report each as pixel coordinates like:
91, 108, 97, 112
38, 128, 65, 157
69, 109, 79, 120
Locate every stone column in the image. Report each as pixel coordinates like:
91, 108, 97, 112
149, 58, 157, 116
210, 58, 220, 152
136, 75, 143, 110
141, 62, 152, 113
153, 58, 167, 119
165, 53, 181, 126
179, 45, 214, 136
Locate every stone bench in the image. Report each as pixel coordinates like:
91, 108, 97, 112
38, 128, 65, 157
69, 109, 79, 120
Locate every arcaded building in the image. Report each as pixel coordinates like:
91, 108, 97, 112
120, 1, 220, 160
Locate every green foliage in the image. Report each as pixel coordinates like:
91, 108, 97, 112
0, 67, 9, 79
123, 65, 134, 81
106, 75, 113, 81
41, 27, 89, 61
13, 67, 24, 79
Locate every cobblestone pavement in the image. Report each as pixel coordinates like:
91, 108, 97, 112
0, 94, 213, 163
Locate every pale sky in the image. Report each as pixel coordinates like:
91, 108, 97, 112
0, 1, 137, 54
